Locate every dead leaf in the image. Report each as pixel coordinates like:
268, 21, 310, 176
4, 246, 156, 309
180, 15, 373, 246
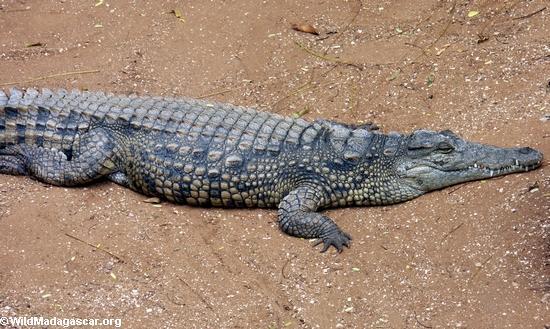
468, 10, 479, 18
170, 9, 185, 23
143, 197, 161, 204
387, 69, 401, 81
25, 42, 44, 48
95, 0, 104, 6
435, 43, 451, 56
292, 107, 310, 118
291, 23, 319, 35
476, 34, 489, 44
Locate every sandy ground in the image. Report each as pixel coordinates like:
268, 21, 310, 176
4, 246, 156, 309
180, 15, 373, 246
0, 0, 548, 328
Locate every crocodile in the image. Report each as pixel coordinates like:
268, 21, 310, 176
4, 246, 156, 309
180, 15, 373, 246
0, 88, 543, 252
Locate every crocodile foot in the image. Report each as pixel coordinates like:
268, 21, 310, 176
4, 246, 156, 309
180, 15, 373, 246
313, 228, 352, 253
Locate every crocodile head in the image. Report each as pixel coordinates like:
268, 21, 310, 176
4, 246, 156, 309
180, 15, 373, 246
396, 130, 543, 194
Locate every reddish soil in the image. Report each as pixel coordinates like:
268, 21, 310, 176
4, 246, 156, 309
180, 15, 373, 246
0, 1, 548, 328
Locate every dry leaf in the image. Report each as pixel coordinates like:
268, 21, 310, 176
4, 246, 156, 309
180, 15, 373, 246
143, 197, 161, 204
95, 0, 104, 6
170, 9, 185, 23
25, 42, 44, 48
468, 10, 479, 17
291, 23, 319, 35
435, 43, 451, 56
292, 107, 310, 118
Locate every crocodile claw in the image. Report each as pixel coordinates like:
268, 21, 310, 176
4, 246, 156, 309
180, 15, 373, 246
313, 230, 352, 253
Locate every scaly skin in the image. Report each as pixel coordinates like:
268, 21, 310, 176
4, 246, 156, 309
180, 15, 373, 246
0, 88, 543, 252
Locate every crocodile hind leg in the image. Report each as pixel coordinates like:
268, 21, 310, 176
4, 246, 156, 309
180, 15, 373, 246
108, 171, 131, 188
278, 184, 352, 252
0, 155, 27, 175
0, 128, 118, 186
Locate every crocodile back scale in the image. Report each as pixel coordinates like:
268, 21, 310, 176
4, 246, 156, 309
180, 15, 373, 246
0, 88, 543, 252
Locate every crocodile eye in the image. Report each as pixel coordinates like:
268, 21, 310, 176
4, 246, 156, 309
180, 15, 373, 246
438, 142, 454, 153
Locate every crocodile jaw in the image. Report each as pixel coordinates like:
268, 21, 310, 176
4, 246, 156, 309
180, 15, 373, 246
398, 144, 543, 193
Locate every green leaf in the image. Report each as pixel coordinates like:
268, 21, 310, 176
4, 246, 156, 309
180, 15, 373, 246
426, 73, 435, 86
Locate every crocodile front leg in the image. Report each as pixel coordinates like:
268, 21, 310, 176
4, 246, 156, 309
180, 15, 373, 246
0, 127, 118, 186
278, 184, 352, 252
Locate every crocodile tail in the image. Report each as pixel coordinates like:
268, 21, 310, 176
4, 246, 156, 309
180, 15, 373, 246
0, 88, 92, 151
0, 88, 51, 149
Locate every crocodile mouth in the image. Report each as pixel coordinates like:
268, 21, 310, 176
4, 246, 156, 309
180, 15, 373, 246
458, 160, 542, 177
399, 153, 542, 192
405, 160, 542, 178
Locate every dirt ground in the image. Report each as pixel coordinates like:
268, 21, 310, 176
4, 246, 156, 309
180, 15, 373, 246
0, 0, 548, 328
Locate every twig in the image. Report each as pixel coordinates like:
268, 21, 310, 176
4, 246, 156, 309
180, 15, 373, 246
348, 82, 359, 119
0, 69, 100, 87
281, 258, 291, 280
270, 65, 338, 111
177, 275, 217, 316
409, 1, 456, 64
441, 222, 464, 243
294, 41, 362, 69
64, 232, 124, 263
197, 89, 233, 99
323, 0, 363, 55
0, 7, 31, 13
447, 184, 466, 194
271, 79, 315, 110
392, 0, 456, 76
513, 6, 545, 20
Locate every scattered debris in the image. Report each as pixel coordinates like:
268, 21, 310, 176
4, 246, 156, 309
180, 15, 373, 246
414, 310, 433, 329
291, 23, 319, 35
467, 10, 479, 18
95, 0, 104, 7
